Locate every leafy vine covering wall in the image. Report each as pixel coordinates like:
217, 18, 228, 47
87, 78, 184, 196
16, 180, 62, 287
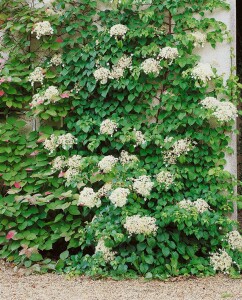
0, 0, 241, 278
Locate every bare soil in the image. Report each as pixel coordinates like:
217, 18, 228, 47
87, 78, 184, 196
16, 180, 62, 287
0, 261, 242, 300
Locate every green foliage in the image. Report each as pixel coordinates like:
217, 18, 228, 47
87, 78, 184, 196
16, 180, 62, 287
0, 0, 241, 278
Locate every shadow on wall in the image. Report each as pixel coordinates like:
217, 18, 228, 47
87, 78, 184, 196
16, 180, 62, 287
237, 0, 242, 228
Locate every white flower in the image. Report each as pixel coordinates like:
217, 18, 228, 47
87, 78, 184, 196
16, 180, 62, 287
191, 63, 214, 83
200, 97, 220, 109
210, 249, 233, 273
97, 183, 112, 197
117, 55, 132, 69
164, 138, 194, 164
120, 150, 139, 166
50, 54, 62, 66
110, 24, 128, 38
44, 86, 59, 102
51, 156, 66, 171
109, 188, 130, 207
100, 119, 118, 136
133, 175, 154, 198
64, 168, 79, 183
164, 136, 174, 143
110, 67, 124, 80
57, 133, 77, 150
31, 21, 54, 39
124, 215, 158, 236
67, 155, 82, 169
193, 198, 210, 213
78, 187, 100, 208
29, 93, 45, 108
178, 198, 210, 213
28, 67, 45, 86
201, 97, 237, 122
133, 129, 146, 146
191, 31, 207, 48
227, 231, 242, 251
94, 67, 110, 84
156, 170, 174, 189
95, 239, 116, 262
141, 58, 161, 75
98, 155, 118, 173
158, 47, 179, 61
43, 134, 59, 153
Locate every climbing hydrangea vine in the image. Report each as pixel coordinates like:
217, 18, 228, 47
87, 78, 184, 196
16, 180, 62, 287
0, 0, 241, 278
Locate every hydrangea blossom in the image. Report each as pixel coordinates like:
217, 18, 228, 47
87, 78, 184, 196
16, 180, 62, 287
98, 155, 118, 173
133, 175, 154, 197
133, 129, 146, 146
94, 67, 110, 84
191, 31, 207, 48
97, 183, 113, 197
67, 155, 82, 169
31, 21, 54, 39
117, 55, 132, 69
158, 47, 179, 61
78, 187, 100, 208
141, 58, 161, 75
109, 188, 130, 207
110, 24, 128, 38
43, 133, 77, 153
191, 63, 214, 83
100, 119, 118, 136
28, 67, 45, 86
124, 215, 158, 236
30, 86, 60, 108
164, 138, 194, 164
156, 170, 174, 189
64, 168, 79, 183
51, 156, 66, 171
95, 239, 116, 262
120, 150, 139, 166
44, 86, 59, 102
110, 67, 124, 80
50, 54, 62, 66
227, 230, 242, 251
201, 97, 237, 122
210, 249, 233, 273
178, 198, 210, 213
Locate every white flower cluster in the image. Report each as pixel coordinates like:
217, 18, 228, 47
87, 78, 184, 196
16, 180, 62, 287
117, 55, 132, 69
133, 175, 154, 198
158, 47, 179, 61
64, 168, 79, 183
191, 63, 214, 83
134, 129, 146, 146
120, 150, 138, 166
51, 156, 66, 171
95, 239, 116, 262
201, 97, 237, 122
78, 187, 101, 208
210, 249, 233, 273
31, 21, 54, 39
94, 67, 110, 84
110, 24, 128, 38
191, 31, 207, 48
67, 155, 82, 169
97, 183, 112, 197
156, 170, 174, 189
43, 133, 77, 153
28, 67, 45, 86
100, 119, 118, 136
141, 58, 161, 75
164, 138, 194, 164
178, 198, 210, 213
94, 55, 132, 84
227, 231, 242, 251
98, 155, 118, 173
50, 54, 63, 66
30, 86, 60, 108
109, 188, 130, 207
124, 215, 158, 236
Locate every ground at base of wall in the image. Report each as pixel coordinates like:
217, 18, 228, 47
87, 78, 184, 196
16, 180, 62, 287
0, 261, 241, 300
